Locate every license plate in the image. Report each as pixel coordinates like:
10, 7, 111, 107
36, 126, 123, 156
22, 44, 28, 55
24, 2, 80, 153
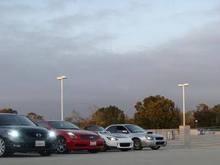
90, 141, 96, 146
35, 140, 45, 147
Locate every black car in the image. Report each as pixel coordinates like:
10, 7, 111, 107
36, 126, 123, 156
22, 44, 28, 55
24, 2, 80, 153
0, 113, 56, 157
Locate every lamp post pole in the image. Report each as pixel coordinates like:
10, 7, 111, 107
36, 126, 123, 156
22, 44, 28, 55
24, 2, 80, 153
57, 76, 67, 121
178, 83, 189, 126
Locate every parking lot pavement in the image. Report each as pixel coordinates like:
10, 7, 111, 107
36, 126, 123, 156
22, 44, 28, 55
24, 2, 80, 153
1, 147, 220, 165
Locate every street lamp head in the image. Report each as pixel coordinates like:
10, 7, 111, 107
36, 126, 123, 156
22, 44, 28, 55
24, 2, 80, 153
57, 76, 67, 80
178, 83, 189, 87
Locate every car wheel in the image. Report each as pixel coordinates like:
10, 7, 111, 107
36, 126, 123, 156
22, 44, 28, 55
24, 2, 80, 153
0, 137, 6, 157
39, 150, 51, 156
150, 146, 160, 150
120, 148, 131, 151
102, 142, 109, 152
0, 137, 12, 157
88, 149, 99, 153
133, 138, 142, 150
56, 137, 68, 154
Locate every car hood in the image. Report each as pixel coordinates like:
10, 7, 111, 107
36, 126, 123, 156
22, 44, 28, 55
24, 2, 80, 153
59, 129, 98, 136
0, 125, 48, 133
98, 131, 129, 138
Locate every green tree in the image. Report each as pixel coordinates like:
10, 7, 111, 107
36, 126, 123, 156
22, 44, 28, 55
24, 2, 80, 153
194, 104, 215, 127
211, 104, 220, 126
91, 105, 125, 127
134, 95, 181, 129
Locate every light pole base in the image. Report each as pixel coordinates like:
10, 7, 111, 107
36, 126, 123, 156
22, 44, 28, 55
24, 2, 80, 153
179, 125, 191, 148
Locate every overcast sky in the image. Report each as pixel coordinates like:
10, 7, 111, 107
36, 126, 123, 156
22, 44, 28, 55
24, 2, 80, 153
0, 0, 220, 119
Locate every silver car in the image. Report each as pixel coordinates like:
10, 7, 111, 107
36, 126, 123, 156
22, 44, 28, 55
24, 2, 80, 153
105, 124, 167, 150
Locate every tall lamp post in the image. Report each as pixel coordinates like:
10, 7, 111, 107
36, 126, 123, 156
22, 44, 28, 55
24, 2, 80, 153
57, 75, 67, 121
178, 83, 189, 127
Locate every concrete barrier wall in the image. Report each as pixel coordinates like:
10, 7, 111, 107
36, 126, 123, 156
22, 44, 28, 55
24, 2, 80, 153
148, 128, 220, 140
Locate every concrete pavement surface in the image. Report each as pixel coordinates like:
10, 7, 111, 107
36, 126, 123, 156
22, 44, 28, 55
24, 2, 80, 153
1, 148, 220, 165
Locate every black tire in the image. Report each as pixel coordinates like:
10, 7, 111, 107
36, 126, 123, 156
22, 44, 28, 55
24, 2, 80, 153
56, 137, 69, 154
133, 138, 142, 150
88, 149, 99, 153
39, 150, 51, 156
120, 148, 131, 151
0, 137, 12, 157
102, 143, 109, 152
150, 146, 160, 150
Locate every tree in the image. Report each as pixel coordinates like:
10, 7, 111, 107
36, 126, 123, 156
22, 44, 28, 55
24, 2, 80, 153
0, 108, 18, 114
212, 104, 220, 126
65, 110, 86, 127
194, 104, 215, 127
27, 112, 44, 122
134, 95, 181, 129
91, 105, 125, 127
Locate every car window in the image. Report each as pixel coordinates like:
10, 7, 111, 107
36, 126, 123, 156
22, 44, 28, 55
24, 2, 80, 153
106, 126, 117, 133
37, 122, 50, 129
48, 121, 79, 130
125, 124, 146, 133
116, 126, 129, 133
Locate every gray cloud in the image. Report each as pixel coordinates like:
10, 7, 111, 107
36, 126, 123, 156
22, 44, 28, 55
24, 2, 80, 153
0, 1, 220, 119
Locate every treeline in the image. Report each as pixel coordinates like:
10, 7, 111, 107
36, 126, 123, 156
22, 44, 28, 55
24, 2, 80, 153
1, 95, 220, 129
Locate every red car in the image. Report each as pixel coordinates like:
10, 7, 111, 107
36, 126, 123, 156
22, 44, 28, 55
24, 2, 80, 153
37, 120, 104, 153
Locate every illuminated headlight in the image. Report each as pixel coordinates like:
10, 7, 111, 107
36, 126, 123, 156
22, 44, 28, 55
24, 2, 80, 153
146, 136, 154, 140
48, 131, 56, 138
67, 132, 75, 136
107, 137, 118, 141
8, 130, 20, 138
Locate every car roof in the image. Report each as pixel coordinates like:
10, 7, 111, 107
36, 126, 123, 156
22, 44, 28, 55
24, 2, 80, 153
106, 124, 133, 127
0, 113, 21, 116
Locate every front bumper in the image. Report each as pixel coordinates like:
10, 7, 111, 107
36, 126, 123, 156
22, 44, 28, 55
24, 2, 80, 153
6, 139, 55, 153
106, 139, 133, 149
141, 138, 167, 147
66, 139, 104, 151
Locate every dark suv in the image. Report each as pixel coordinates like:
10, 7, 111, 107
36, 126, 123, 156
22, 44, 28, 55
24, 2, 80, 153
0, 113, 56, 157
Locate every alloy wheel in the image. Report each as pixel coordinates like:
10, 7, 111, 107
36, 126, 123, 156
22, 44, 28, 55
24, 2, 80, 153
56, 137, 67, 153
0, 138, 6, 157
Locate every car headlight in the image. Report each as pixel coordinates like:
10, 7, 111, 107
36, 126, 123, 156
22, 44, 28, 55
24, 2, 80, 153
8, 130, 20, 138
107, 137, 118, 141
146, 136, 154, 140
48, 131, 56, 138
67, 132, 75, 136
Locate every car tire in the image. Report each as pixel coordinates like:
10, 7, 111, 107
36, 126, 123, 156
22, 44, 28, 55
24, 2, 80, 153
56, 137, 69, 154
88, 149, 99, 153
39, 150, 51, 156
133, 138, 142, 150
120, 148, 131, 151
0, 137, 12, 157
150, 146, 160, 150
102, 143, 109, 152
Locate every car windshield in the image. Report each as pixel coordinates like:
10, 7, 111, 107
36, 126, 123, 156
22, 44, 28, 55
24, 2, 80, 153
48, 121, 79, 130
125, 125, 146, 133
97, 127, 105, 132
0, 115, 36, 126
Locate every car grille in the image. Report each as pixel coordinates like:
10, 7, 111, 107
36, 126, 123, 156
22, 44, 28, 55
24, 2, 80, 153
120, 143, 131, 147
79, 135, 98, 141
22, 130, 47, 139
155, 137, 164, 140
156, 141, 165, 145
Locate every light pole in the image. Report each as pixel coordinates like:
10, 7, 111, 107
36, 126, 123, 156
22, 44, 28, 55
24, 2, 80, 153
178, 83, 189, 126
57, 75, 67, 121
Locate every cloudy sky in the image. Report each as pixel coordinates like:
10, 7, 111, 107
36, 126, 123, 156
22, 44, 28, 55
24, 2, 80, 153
0, 0, 220, 119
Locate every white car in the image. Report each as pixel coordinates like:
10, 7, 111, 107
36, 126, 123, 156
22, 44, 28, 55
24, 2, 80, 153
84, 125, 133, 151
